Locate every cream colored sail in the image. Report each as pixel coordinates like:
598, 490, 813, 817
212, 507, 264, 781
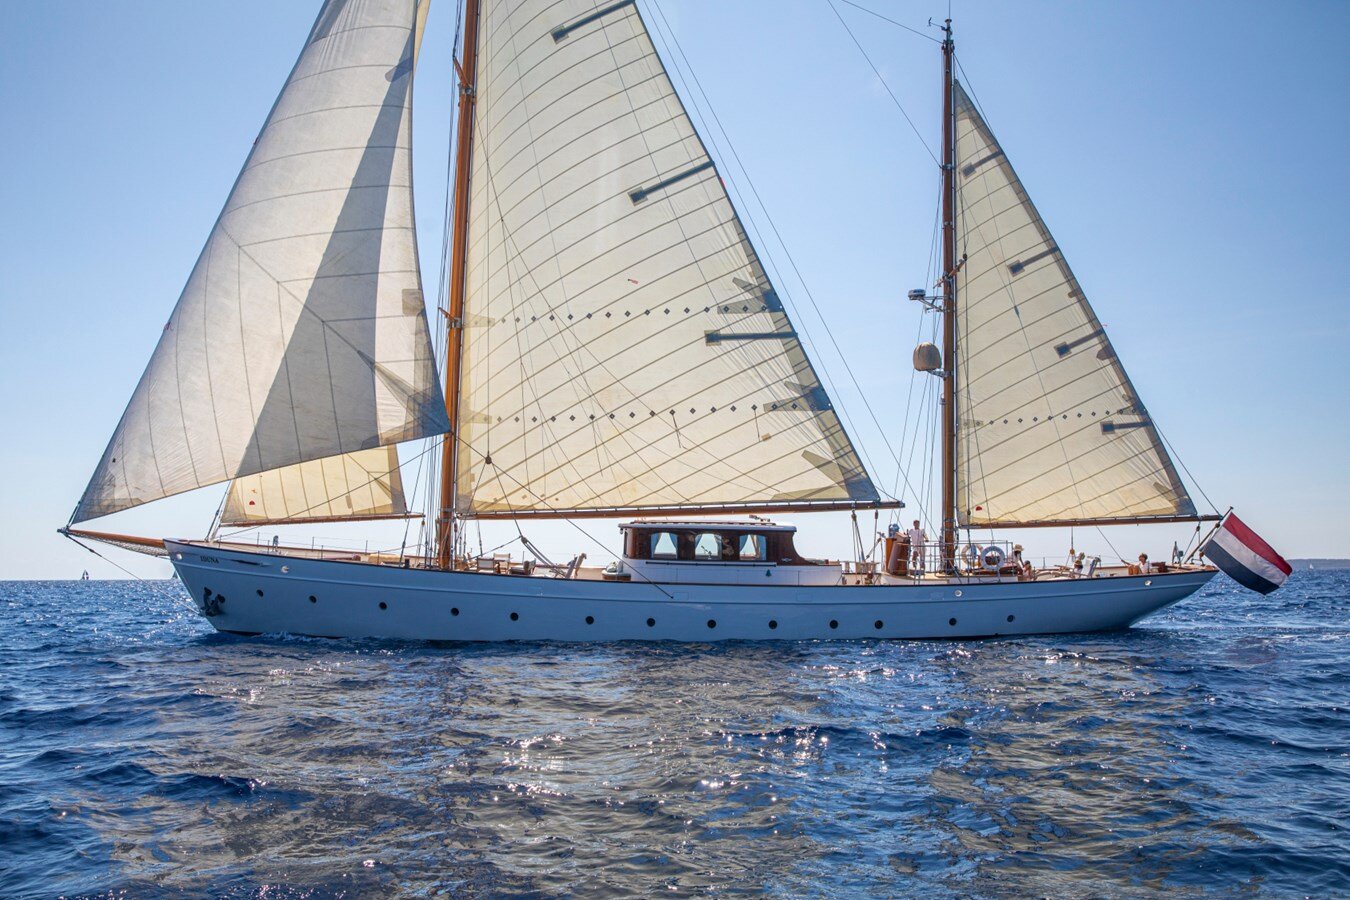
73, 0, 447, 524
455, 0, 880, 517
953, 82, 1195, 526
221, 446, 412, 526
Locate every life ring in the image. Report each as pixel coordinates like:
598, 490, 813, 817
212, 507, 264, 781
980, 545, 1005, 571
961, 544, 981, 570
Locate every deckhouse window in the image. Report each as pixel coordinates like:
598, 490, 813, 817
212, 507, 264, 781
693, 533, 724, 560
628, 526, 791, 563
650, 531, 678, 559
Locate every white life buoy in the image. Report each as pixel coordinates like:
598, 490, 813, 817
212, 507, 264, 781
980, 545, 1005, 571
961, 543, 981, 570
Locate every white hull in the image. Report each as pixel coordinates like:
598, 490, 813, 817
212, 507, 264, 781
167, 541, 1215, 642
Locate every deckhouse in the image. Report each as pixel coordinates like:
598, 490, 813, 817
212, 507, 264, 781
616, 521, 843, 586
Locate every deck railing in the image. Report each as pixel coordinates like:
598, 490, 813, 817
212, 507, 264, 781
875, 538, 1108, 583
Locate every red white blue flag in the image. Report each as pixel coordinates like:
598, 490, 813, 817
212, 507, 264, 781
1202, 512, 1291, 594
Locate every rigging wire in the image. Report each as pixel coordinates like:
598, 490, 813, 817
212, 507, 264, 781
450, 432, 676, 598
890, 168, 945, 535
401, 436, 429, 555
835, 0, 942, 44
420, 0, 467, 556
1154, 423, 1221, 516
647, 1, 919, 510
644, 2, 896, 500
63, 533, 164, 584
825, 0, 939, 166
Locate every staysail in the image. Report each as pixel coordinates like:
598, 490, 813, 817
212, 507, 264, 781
454, 0, 882, 517
220, 446, 413, 526
73, 0, 447, 524
952, 82, 1196, 527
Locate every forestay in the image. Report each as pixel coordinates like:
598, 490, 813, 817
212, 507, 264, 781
74, 0, 447, 523
456, 0, 879, 516
952, 83, 1195, 526
221, 446, 411, 526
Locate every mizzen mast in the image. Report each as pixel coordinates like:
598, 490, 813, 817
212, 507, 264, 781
939, 18, 958, 571
436, 0, 483, 569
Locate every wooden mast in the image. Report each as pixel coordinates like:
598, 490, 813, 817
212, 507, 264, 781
939, 19, 958, 572
436, 0, 483, 570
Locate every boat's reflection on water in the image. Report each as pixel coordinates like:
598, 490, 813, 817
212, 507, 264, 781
93, 631, 1257, 895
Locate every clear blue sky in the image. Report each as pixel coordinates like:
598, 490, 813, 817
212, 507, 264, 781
2, 1, 1346, 578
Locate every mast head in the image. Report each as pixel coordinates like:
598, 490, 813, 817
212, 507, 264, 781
936, 17, 952, 43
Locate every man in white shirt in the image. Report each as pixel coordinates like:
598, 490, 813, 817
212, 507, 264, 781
907, 520, 927, 574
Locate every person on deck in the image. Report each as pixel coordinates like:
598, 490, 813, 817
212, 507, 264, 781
1137, 553, 1152, 575
906, 520, 926, 574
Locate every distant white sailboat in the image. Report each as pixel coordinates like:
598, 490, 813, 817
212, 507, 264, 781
63, 0, 1267, 641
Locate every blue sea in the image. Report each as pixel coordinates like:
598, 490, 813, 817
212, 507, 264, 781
1, 572, 1345, 897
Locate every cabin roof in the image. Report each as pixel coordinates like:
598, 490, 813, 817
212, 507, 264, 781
619, 520, 797, 533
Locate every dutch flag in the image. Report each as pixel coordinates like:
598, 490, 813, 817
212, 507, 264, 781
1201, 512, 1291, 595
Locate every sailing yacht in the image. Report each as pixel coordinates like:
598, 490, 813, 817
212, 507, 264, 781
62, 0, 1234, 640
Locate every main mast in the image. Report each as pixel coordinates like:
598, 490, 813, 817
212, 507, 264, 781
939, 19, 958, 571
436, 0, 483, 569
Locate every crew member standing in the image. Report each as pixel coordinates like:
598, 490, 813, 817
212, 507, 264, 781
906, 520, 927, 574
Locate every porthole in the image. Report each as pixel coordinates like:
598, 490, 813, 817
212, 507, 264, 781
1144, 579, 1152, 586
768, 620, 778, 629
280, 565, 289, 573
707, 619, 717, 629
510, 612, 519, 621
379, 602, 388, 610
646, 617, 656, 627
874, 620, 883, 630
585, 615, 594, 625
309, 595, 317, 604
174, 552, 183, 561
829, 619, 839, 629
949, 618, 957, 626
257, 589, 266, 598
1007, 614, 1015, 623
451, 607, 460, 616
954, 589, 962, 597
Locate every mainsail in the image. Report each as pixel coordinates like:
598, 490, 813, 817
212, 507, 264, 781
221, 446, 412, 526
73, 0, 447, 524
455, 0, 881, 517
953, 83, 1195, 527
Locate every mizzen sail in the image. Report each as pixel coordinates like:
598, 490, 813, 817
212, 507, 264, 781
953, 82, 1195, 527
455, 0, 880, 517
73, 0, 447, 524
220, 446, 413, 527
